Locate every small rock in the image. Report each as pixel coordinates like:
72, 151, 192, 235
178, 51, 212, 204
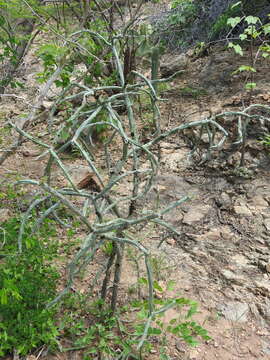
166, 238, 176, 246
189, 348, 200, 359
257, 300, 270, 322
231, 254, 248, 267
42, 100, 54, 108
255, 237, 266, 245
221, 269, 245, 285
218, 301, 249, 322
26, 355, 37, 360
183, 205, 210, 225
264, 219, 270, 232
221, 226, 235, 241
12, 116, 28, 130
234, 205, 252, 216
63, 165, 101, 191
265, 263, 270, 273
255, 280, 270, 296
160, 54, 188, 77
216, 192, 231, 209
203, 228, 221, 241
251, 195, 268, 208
262, 340, 270, 355
262, 209, 270, 219
0, 208, 11, 223
249, 303, 265, 324
161, 148, 190, 171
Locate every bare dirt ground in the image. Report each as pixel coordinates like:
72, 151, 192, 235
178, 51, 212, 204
1, 12, 270, 360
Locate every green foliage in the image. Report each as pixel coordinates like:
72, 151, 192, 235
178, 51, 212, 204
60, 297, 129, 358
169, 0, 197, 27
210, 1, 242, 39
132, 288, 210, 352
228, 42, 243, 56
149, 255, 171, 281
0, 218, 59, 356
0, 0, 38, 20
261, 134, 270, 148
227, 3, 270, 90
179, 86, 208, 99
171, 0, 192, 10
101, 240, 114, 256
0, 185, 25, 210
37, 43, 73, 87
59, 284, 210, 359
0, 0, 43, 89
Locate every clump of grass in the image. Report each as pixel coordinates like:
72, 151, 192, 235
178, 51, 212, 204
179, 86, 208, 98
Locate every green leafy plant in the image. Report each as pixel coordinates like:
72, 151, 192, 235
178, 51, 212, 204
226, 3, 270, 90
169, 0, 197, 26
210, 1, 242, 40
131, 282, 210, 354
37, 43, 73, 87
0, 0, 42, 92
59, 284, 210, 360
0, 218, 59, 356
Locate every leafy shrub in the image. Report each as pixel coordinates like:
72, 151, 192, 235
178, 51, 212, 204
168, 0, 197, 28
58, 281, 210, 359
153, 0, 270, 51
0, 218, 59, 356
209, 1, 242, 39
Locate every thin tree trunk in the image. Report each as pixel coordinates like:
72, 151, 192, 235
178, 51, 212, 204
0, 18, 35, 94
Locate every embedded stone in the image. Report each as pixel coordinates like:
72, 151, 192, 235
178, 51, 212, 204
183, 205, 210, 225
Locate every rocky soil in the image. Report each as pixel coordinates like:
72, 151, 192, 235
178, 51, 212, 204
1, 5, 270, 360
136, 47, 270, 359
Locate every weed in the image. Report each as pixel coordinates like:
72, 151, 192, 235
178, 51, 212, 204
101, 240, 114, 256
131, 285, 211, 350
0, 185, 26, 210
179, 86, 208, 99
232, 166, 254, 179
149, 254, 173, 281
59, 287, 210, 359
158, 82, 172, 94
261, 134, 270, 148
139, 92, 153, 110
